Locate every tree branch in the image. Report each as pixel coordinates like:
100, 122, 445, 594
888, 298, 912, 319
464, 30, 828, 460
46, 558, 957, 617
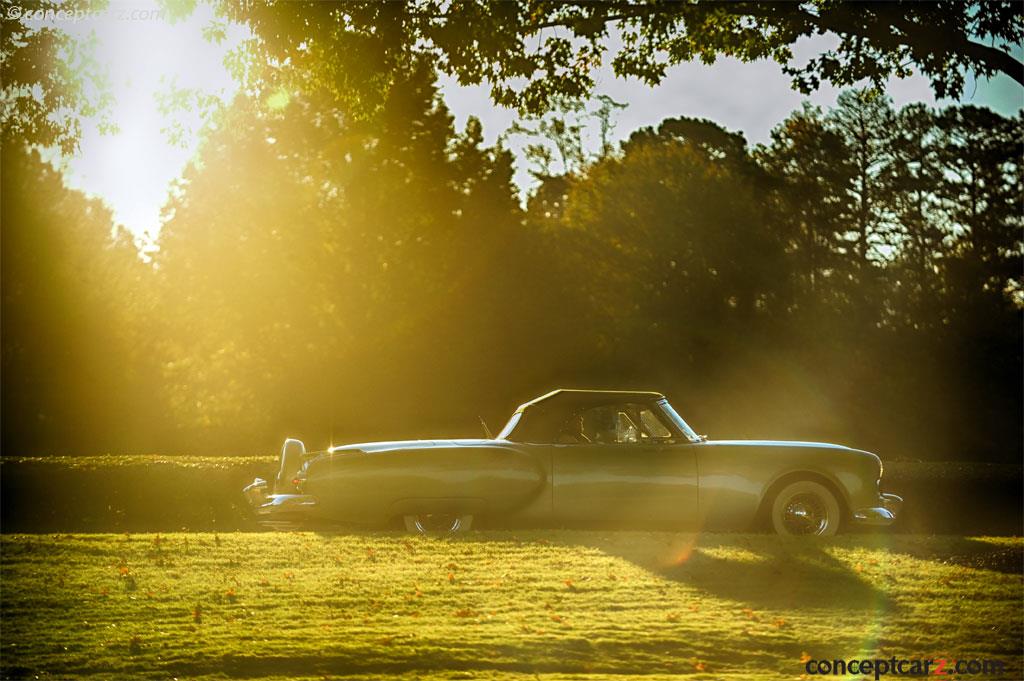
505, 1, 1024, 87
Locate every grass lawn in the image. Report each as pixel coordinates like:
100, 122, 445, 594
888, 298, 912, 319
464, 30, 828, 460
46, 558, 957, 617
1, 532, 1021, 680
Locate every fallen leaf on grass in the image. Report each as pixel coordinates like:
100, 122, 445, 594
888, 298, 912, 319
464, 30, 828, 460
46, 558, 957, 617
128, 635, 142, 655
800, 652, 812, 664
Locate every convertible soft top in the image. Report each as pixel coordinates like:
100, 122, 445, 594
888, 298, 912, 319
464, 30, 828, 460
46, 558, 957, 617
508, 389, 667, 442
516, 388, 666, 412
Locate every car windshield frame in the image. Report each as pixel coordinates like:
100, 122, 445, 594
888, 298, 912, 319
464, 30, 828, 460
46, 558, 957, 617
656, 399, 702, 443
499, 395, 702, 445
496, 410, 522, 440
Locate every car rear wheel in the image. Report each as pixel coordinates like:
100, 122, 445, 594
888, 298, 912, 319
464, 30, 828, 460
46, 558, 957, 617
403, 513, 473, 536
770, 480, 840, 536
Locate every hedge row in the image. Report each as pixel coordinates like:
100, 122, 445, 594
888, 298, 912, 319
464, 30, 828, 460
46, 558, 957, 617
1, 457, 277, 532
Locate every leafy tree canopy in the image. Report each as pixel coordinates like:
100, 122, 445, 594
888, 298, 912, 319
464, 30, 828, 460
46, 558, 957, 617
4, 1, 1020, 150
222, 0, 1023, 117
0, 0, 113, 153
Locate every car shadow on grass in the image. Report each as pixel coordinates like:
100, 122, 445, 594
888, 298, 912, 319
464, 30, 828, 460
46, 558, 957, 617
536, 532, 899, 613
306, 527, 902, 613
850, 534, 1024, 576
306, 527, 1020, 614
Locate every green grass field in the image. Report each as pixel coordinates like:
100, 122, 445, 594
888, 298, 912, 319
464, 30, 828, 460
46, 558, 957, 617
2, 532, 1021, 680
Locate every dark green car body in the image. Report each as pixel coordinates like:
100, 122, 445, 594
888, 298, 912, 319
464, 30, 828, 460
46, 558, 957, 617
243, 389, 901, 532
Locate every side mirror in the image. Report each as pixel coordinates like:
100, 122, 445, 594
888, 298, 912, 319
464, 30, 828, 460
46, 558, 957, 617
275, 438, 306, 493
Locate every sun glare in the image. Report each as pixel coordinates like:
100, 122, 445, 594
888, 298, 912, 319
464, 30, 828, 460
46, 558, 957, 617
50, 1, 248, 247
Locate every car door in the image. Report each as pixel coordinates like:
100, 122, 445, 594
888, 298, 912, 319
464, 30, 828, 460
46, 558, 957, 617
550, 403, 698, 528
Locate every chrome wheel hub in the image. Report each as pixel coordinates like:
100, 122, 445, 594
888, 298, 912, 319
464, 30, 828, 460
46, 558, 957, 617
782, 493, 829, 535
411, 513, 463, 535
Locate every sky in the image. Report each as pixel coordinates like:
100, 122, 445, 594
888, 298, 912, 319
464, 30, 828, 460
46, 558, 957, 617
38, 1, 248, 246
33, 1, 1024, 246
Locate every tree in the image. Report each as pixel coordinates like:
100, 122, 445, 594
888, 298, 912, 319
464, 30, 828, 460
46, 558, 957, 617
532, 118, 784, 372
882, 102, 947, 329
931, 106, 1023, 462
0, 0, 113, 152
937, 106, 1023, 294
757, 103, 854, 304
154, 63, 524, 450
218, 0, 1023, 118
6, 2, 1020, 154
1, 145, 156, 453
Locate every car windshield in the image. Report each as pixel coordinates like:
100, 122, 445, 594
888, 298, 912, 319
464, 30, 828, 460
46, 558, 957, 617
657, 399, 702, 443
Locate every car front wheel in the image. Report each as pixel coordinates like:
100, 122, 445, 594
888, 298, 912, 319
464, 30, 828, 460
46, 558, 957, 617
770, 480, 841, 536
403, 513, 473, 536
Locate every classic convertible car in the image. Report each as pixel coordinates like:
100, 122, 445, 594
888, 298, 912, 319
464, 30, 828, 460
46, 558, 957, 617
243, 389, 901, 536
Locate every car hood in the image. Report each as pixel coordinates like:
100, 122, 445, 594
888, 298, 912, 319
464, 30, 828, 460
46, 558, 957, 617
329, 438, 500, 454
700, 439, 854, 450
329, 438, 856, 453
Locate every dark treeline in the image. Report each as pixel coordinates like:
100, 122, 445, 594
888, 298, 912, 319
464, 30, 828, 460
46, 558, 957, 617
2, 72, 1021, 461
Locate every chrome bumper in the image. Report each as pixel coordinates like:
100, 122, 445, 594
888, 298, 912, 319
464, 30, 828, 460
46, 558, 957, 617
852, 493, 903, 526
243, 477, 317, 516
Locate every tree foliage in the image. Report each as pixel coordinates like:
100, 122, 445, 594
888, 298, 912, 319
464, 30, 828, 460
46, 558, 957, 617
218, 0, 1023, 118
1, 146, 155, 452
1, 51, 1020, 460
3, 1, 1020, 154
0, 0, 114, 153
151, 64, 526, 446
